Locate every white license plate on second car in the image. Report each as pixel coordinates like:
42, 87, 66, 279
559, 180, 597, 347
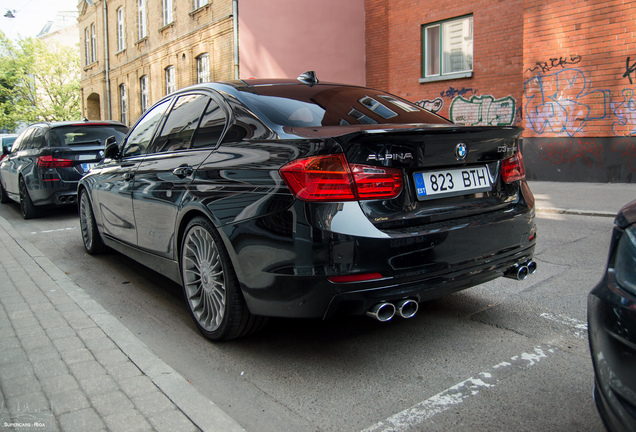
414, 166, 493, 200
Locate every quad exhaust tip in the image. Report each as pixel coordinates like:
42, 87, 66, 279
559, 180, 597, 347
366, 299, 419, 322
505, 260, 537, 281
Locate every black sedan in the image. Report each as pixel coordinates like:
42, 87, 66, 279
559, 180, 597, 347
589, 199, 636, 432
0, 121, 129, 218
78, 73, 537, 340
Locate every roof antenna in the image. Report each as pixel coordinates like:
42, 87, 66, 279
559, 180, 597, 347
297, 71, 319, 86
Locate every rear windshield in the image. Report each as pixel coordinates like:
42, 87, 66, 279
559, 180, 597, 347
238, 84, 451, 128
49, 125, 129, 147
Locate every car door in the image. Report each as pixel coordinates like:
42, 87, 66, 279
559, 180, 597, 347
2, 127, 36, 196
132, 92, 227, 257
94, 99, 171, 245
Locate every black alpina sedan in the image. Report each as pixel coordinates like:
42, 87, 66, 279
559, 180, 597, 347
588, 199, 636, 432
78, 73, 537, 340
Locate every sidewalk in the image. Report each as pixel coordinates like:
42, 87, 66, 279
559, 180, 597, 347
0, 216, 244, 432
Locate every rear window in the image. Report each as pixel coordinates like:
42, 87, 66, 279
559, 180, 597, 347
238, 84, 451, 128
49, 125, 129, 147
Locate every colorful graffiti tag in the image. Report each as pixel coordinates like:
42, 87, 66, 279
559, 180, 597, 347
414, 97, 444, 113
449, 95, 516, 126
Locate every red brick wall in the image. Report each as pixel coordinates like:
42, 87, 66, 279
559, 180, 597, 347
365, 0, 525, 127
523, 0, 636, 138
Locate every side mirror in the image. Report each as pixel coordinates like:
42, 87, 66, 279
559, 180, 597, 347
103, 136, 119, 159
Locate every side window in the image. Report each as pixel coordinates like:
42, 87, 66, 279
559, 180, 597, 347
121, 99, 170, 158
11, 128, 34, 152
28, 127, 46, 150
192, 97, 227, 148
151, 94, 209, 153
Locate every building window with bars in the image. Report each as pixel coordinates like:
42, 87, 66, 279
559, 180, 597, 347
163, 0, 173, 26
138, 0, 147, 40
140, 75, 149, 112
421, 15, 473, 81
120, 84, 128, 125
117, 7, 125, 52
196, 54, 210, 83
165, 66, 176, 95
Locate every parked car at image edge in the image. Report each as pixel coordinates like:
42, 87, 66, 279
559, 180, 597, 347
0, 134, 18, 162
0, 121, 129, 219
588, 199, 636, 432
78, 72, 537, 341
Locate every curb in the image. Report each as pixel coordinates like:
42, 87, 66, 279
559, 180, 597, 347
535, 207, 616, 218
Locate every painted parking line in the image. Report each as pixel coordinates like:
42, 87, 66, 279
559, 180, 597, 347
362, 345, 556, 432
30, 227, 76, 234
539, 312, 588, 339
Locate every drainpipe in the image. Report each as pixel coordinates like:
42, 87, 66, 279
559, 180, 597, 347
103, 0, 111, 119
232, 0, 239, 79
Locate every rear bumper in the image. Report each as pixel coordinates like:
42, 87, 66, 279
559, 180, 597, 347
226, 194, 536, 319
29, 180, 78, 206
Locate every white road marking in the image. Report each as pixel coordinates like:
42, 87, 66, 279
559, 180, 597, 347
362, 345, 556, 432
31, 227, 76, 234
539, 312, 588, 339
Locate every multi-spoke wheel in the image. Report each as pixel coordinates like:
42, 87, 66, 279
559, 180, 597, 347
181, 217, 266, 341
19, 177, 37, 219
79, 190, 105, 254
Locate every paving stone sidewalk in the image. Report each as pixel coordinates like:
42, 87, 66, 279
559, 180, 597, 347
0, 216, 244, 432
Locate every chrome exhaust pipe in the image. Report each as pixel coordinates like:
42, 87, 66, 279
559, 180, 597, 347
505, 264, 529, 281
526, 260, 537, 275
366, 302, 396, 322
395, 299, 418, 319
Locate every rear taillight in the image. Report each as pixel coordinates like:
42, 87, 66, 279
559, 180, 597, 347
37, 156, 73, 168
501, 151, 526, 184
279, 154, 403, 202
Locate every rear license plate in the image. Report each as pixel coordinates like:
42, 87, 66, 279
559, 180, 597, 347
414, 166, 492, 200
81, 163, 96, 173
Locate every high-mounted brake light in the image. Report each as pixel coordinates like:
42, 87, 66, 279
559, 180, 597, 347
501, 151, 526, 184
279, 154, 403, 202
37, 155, 73, 168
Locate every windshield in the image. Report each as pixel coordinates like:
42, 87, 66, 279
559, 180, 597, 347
239, 84, 451, 128
49, 125, 129, 147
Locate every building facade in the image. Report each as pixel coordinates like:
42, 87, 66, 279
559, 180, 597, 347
365, 0, 636, 182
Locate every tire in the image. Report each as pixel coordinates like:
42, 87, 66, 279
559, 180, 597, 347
19, 177, 38, 219
180, 217, 266, 341
0, 180, 10, 204
79, 190, 106, 255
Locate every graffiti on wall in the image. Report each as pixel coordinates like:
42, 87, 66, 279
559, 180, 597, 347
525, 55, 582, 73
414, 97, 444, 113
449, 95, 516, 126
612, 139, 636, 172
440, 87, 476, 99
623, 57, 636, 84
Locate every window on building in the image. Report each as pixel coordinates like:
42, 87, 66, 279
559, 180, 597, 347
197, 54, 210, 83
120, 84, 128, 125
140, 75, 149, 112
165, 66, 176, 95
163, 0, 173, 26
193, 0, 208, 10
422, 15, 473, 79
84, 27, 90, 65
90, 23, 97, 63
117, 7, 125, 51
138, 0, 147, 40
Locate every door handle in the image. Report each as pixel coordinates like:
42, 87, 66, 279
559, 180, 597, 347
123, 172, 134, 181
172, 165, 193, 178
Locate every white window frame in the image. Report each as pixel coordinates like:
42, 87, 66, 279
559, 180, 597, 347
197, 54, 210, 83
117, 7, 125, 52
165, 66, 176, 95
193, 0, 208, 10
163, 0, 173, 26
138, 0, 147, 40
140, 75, 149, 112
84, 27, 91, 65
421, 15, 473, 82
120, 84, 128, 125
90, 23, 97, 63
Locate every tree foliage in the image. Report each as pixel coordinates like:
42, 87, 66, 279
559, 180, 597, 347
0, 31, 81, 131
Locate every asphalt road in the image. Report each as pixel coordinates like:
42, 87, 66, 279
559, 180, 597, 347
0, 198, 608, 432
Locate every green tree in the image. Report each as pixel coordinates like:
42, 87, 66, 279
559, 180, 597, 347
0, 31, 81, 131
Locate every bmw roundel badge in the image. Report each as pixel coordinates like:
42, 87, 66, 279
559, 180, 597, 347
455, 143, 468, 161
